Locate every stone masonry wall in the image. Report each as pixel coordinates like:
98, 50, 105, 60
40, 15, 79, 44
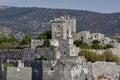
0, 48, 57, 62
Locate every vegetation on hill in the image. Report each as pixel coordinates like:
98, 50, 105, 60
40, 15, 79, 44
116, 37, 120, 43
0, 35, 20, 49
79, 49, 101, 62
0, 30, 52, 50
101, 49, 120, 63
0, 7, 120, 36
73, 40, 113, 49
73, 40, 92, 49
21, 34, 32, 45
37, 30, 51, 40
79, 49, 120, 64
3, 63, 14, 68
0, 34, 32, 49
91, 40, 103, 49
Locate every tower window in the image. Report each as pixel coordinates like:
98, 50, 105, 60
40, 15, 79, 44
112, 41, 114, 43
50, 68, 54, 70
58, 25, 60, 27
81, 36, 83, 39
64, 52, 66, 54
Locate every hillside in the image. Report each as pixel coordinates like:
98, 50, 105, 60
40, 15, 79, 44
0, 7, 120, 37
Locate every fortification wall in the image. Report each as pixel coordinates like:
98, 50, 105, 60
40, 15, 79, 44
0, 48, 57, 61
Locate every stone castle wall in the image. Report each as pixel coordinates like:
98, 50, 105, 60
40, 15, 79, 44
31, 39, 44, 49
6, 67, 32, 80
0, 48, 57, 62
42, 57, 86, 80
88, 61, 120, 80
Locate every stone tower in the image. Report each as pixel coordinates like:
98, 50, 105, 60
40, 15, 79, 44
51, 16, 68, 41
51, 16, 79, 57
51, 16, 76, 41
68, 16, 76, 33
59, 39, 79, 57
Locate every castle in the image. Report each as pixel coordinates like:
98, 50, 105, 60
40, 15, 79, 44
42, 16, 87, 80
41, 16, 120, 80
0, 16, 120, 80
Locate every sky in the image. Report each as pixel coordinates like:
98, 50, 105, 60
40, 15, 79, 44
0, 0, 120, 13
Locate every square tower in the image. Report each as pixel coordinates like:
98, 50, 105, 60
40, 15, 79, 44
51, 16, 68, 40
59, 39, 79, 57
68, 16, 76, 33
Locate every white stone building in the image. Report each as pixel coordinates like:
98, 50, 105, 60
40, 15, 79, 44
75, 31, 117, 46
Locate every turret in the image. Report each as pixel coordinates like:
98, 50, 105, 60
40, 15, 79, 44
51, 16, 68, 40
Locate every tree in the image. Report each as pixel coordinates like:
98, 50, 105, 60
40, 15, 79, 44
92, 40, 100, 44
79, 49, 101, 62
113, 55, 120, 65
37, 32, 47, 40
102, 49, 114, 62
9, 36, 20, 45
73, 40, 92, 49
101, 49, 120, 64
21, 34, 31, 45
45, 30, 51, 39
116, 37, 120, 43
37, 30, 51, 40
73, 40, 83, 47
104, 44, 113, 49
0, 36, 21, 49
91, 40, 103, 49
79, 49, 120, 64
0, 36, 9, 43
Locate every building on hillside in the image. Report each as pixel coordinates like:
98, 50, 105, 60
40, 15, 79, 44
74, 31, 117, 46
77, 31, 91, 40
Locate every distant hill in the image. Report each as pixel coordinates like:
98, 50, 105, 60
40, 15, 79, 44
0, 6, 120, 37
0, 6, 9, 10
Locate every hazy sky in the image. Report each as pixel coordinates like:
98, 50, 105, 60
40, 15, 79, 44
0, 0, 120, 13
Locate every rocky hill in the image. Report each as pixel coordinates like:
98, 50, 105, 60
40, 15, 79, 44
0, 6, 120, 37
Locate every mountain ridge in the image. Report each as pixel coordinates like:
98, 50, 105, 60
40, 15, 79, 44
0, 6, 120, 37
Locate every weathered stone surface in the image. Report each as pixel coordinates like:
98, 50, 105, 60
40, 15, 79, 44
0, 48, 57, 62
6, 67, 32, 80
42, 56, 87, 80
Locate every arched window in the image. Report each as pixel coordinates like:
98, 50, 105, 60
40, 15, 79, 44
81, 36, 83, 39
